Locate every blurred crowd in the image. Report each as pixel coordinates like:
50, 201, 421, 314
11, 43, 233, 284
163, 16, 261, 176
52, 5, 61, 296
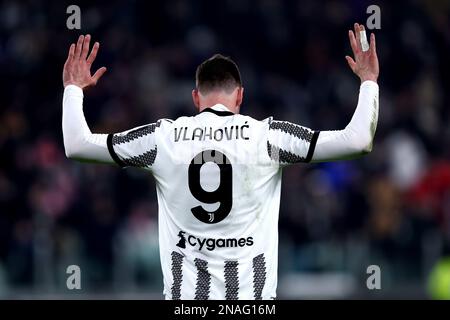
0, 0, 449, 298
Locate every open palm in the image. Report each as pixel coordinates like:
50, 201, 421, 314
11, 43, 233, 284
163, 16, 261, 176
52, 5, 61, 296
345, 23, 379, 83
63, 34, 107, 89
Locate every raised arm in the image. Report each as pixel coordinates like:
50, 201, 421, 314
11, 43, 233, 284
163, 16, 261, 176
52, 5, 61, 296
312, 23, 379, 162
267, 23, 379, 165
62, 34, 111, 163
62, 35, 162, 168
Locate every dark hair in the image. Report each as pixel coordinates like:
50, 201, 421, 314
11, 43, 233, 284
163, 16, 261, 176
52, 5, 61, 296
195, 54, 242, 94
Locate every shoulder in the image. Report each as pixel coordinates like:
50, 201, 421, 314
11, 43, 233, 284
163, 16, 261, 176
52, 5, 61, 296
261, 116, 273, 125
157, 118, 174, 125
240, 115, 273, 133
154, 118, 175, 130
236, 113, 273, 125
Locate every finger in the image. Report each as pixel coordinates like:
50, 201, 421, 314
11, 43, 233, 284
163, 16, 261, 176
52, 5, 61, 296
354, 23, 361, 49
74, 35, 84, 58
64, 44, 75, 70
345, 55, 356, 72
349, 30, 359, 56
360, 25, 370, 52
66, 43, 75, 63
81, 34, 91, 60
87, 42, 99, 65
91, 67, 107, 85
370, 33, 377, 55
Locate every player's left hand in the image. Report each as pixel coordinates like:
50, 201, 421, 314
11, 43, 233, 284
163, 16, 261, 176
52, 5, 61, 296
345, 23, 379, 83
63, 34, 107, 89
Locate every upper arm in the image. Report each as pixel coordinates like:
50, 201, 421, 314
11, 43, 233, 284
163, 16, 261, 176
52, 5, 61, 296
62, 85, 114, 164
107, 121, 164, 168
310, 81, 379, 163
265, 81, 378, 165
311, 128, 372, 163
266, 119, 320, 166
65, 133, 113, 164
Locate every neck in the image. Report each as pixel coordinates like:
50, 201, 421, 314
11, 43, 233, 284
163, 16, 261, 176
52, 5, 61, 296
199, 103, 238, 113
197, 90, 240, 114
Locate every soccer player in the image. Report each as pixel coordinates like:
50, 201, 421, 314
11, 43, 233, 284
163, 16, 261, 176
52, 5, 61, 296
62, 23, 379, 300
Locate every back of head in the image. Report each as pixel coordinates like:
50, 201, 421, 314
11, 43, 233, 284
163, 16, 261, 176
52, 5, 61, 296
195, 54, 242, 95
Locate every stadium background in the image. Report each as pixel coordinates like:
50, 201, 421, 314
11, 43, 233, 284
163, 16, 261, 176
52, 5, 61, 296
0, 0, 450, 299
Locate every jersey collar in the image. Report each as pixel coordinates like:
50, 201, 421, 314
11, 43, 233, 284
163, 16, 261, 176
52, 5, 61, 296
199, 104, 235, 117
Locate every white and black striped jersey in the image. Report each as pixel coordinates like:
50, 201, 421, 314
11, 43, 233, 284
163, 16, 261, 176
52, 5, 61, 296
106, 104, 318, 300
62, 81, 379, 300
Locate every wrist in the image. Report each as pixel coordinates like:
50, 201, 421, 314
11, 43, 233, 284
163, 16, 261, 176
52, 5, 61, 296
64, 82, 84, 90
64, 84, 84, 97
359, 75, 378, 83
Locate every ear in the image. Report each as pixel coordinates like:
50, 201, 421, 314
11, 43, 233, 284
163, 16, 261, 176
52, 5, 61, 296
192, 89, 200, 111
236, 87, 244, 108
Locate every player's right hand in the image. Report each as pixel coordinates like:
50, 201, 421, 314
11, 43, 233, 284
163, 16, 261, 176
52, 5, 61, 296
63, 34, 107, 89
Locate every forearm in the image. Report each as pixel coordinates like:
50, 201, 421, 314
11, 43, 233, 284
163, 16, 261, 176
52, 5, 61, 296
62, 85, 113, 163
311, 80, 379, 162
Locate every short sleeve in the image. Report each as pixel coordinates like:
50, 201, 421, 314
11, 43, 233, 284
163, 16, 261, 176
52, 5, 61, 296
266, 119, 320, 166
106, 121, 161, 168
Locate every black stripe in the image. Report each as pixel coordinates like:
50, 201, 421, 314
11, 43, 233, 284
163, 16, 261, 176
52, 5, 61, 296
107, 134, 126, 167
171, 251, 184, 300
121, 148, 157, 167
194, 258, 211, 300
200, 108, 234, 117
267, 142, 306, 163
305, 131, 320, 163
112, 123, 157, 146
224, 261, 239, 300
269, 121, 314, 142
252, 254, 266, 300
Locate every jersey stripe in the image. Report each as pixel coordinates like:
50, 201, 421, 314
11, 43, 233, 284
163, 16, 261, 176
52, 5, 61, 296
171, 251, 184, 300
121, 148, 157, 167
305, 131, 320, 162
224, 261, 239, 300
267, 141, 306, 163
170, 253, 269, 300
252, 254, 266, 300
106, 134, 126, 167
194, 258, 211, 300
111, 123, 158, 145
107, 121, 161, 167
269, 120, 314, 142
